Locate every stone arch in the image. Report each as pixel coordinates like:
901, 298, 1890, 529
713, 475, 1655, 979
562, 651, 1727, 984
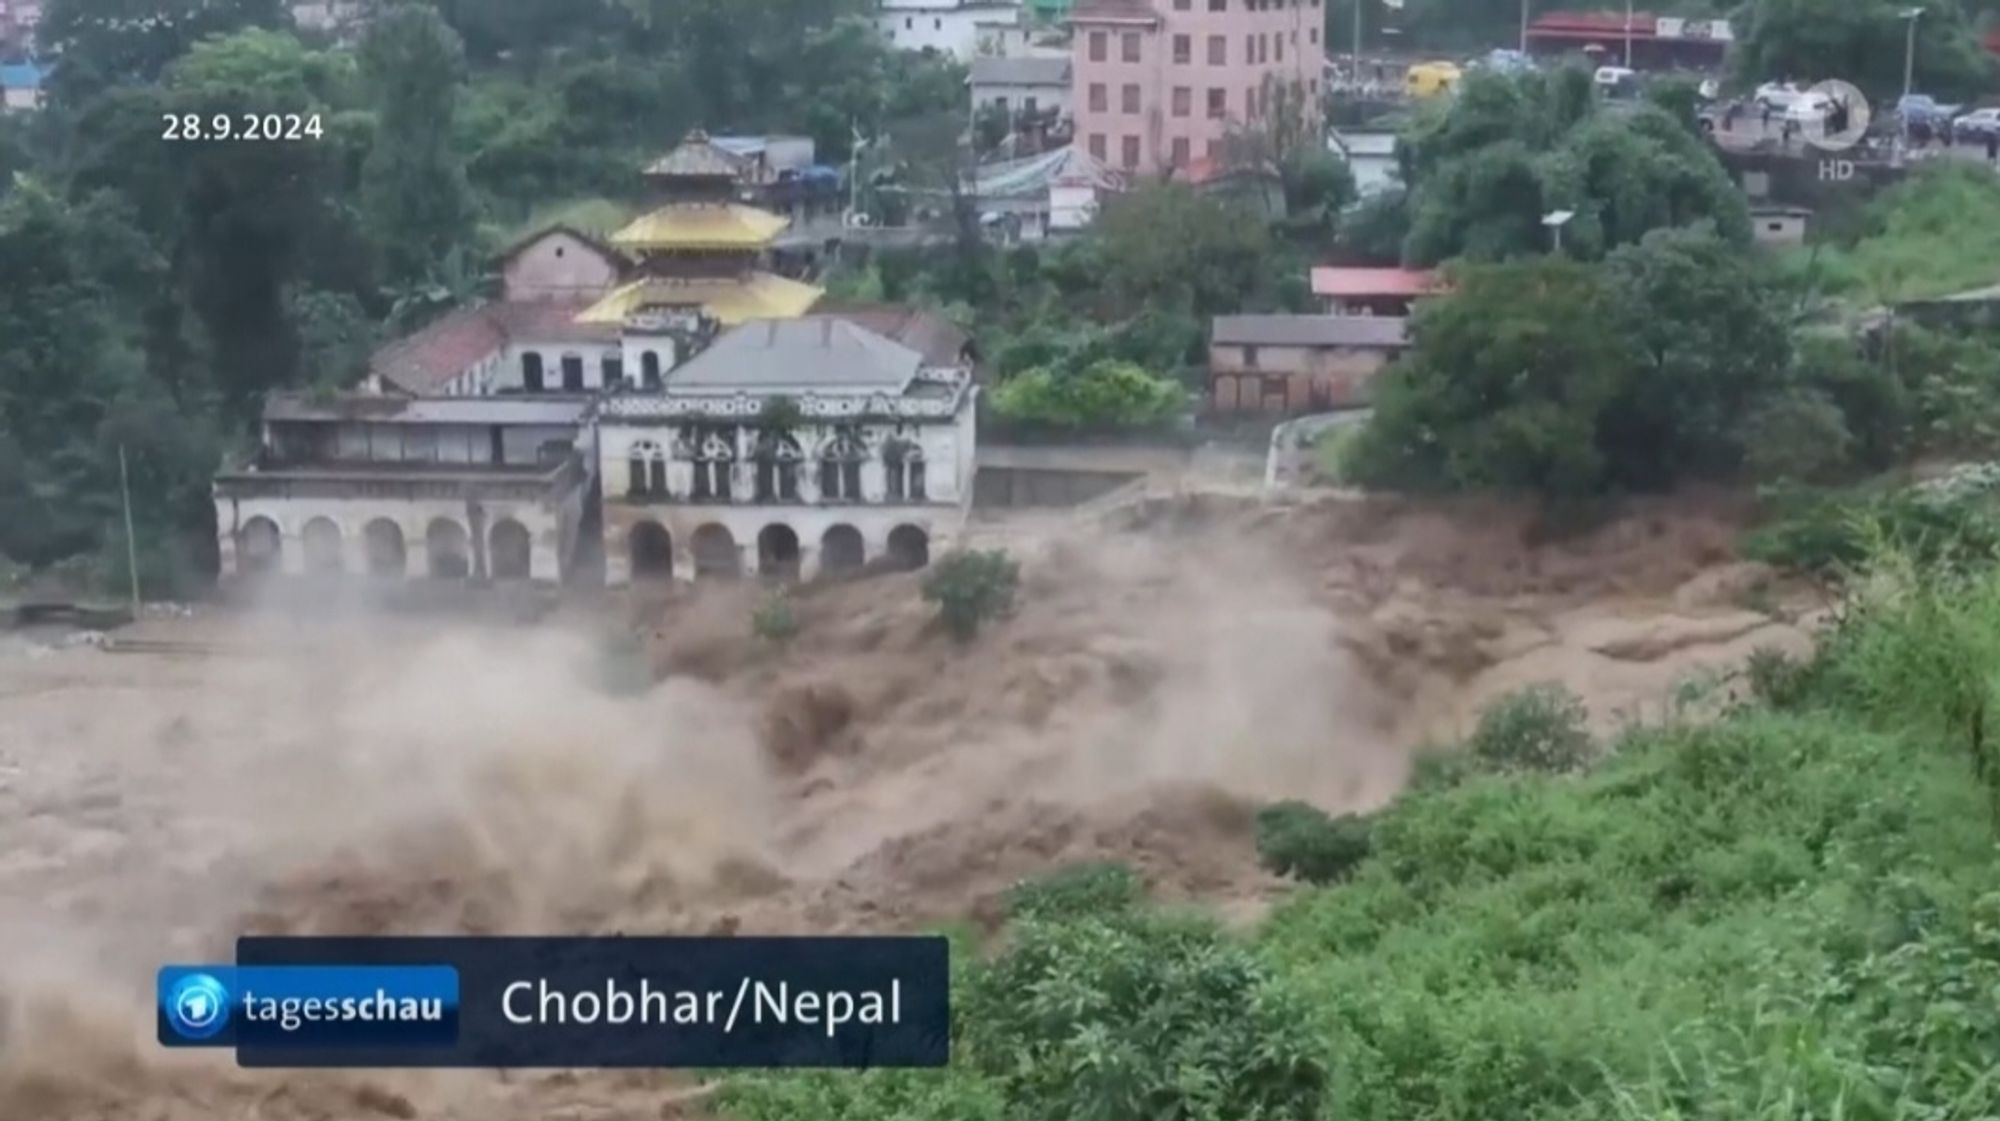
692, 523, 740, 579
820, 524, 865, 575
757, 523, 802, 581
238, 516, 281, 576
425, 518, 471, 580
489, 519, 532, 581
629, 521, 673, 581
887, 524, 930, 571
301, 517, 344, 576
363, 519, 406, 578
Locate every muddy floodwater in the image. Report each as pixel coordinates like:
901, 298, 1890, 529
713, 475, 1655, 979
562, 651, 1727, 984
0, 491, 1817, 1120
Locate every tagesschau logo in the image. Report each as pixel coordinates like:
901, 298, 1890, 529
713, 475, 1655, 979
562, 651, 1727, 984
164, 971, 232, 1040
158, 964, 461, 1053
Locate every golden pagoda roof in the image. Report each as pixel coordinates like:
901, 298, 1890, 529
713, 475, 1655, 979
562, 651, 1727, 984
608, 203, 789, 251
573, 272, 825, 326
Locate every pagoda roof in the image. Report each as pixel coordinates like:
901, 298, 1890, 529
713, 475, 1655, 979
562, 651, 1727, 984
644, 129, 752, 179
608, 203, 790, 251
573, 272, 825, 327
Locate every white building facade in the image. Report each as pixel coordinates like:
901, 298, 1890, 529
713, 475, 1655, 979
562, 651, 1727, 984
597, 317, 978, 586
877, 0, 1026, 58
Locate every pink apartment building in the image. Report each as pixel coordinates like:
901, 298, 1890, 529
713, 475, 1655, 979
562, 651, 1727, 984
1069, 0, 1327, 176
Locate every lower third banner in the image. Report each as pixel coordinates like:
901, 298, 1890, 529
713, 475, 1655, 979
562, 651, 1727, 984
159, 936, 950, 1068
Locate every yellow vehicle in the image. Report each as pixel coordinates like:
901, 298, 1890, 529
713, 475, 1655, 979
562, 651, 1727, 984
1405, 61, 1463, 99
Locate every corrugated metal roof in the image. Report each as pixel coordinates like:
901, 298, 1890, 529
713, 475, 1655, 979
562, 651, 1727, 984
667, 318, 923, 393
1212, 315, 1411, 348
969, 55, 1070, 87
1309, 268, 1442, 299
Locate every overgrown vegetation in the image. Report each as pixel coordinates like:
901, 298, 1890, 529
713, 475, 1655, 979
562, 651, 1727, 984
751, 591, 799, 643
921, 550, 1019, 643
728, 524, 2000, 1119
1006, 861, 1144, 922
1255, 802, 1373, 885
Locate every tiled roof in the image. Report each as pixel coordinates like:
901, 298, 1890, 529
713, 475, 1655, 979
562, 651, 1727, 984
813, 301, 972, 367
668, 318, 922, 393
367, 301, 616, 395
1309, 267, 1443, 299
1212, 315, 1411, 348
573, 273, 825, 326
609, 203, 790, 251
643, 130, 751, 179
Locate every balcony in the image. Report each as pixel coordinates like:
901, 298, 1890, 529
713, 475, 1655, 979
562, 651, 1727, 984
215, 454, 587, 505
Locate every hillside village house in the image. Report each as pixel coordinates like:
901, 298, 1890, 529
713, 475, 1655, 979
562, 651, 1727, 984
877, 0, 1032, 58
597, 316, 977, 584
1069, 0, 1326, 174
969, 55, 1073, 125
1208, 315, 1410, 415
213, 133, 974, 589
0, 60, 44, 112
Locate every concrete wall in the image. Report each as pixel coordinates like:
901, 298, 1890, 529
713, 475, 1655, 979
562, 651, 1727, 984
502, 231, 622, 303
876, 2, 1006, 58
213, 494, 565, 584
496, 341, 627, 393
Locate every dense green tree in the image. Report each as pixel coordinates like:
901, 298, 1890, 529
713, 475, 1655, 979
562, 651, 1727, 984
1401, 67, 1748, 264
358, 5, 474, 286
1732, 0, 1990, 100
37, 0, 289, 105
1095, 184, 1272, 319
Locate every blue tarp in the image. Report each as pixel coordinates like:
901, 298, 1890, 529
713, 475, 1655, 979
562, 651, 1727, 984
0, 61, 46, 90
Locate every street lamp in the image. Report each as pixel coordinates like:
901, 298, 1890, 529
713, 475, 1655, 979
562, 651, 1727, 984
1624, 0, 1635, 69
1543, 209, 1574, 254
1519, 0, 1531, 55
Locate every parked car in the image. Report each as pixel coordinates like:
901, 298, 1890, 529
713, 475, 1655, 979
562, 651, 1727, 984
1898, 94, 1961, 130
1783, 92, 1832, 124
1755, 80, 1808, 111
1954, 107, 2000, 141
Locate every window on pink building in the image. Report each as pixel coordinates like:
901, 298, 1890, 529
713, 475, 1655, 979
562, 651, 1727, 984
1206, 87, 1225, 119
1122, 32, 1141, 61
1207, 35, 1224, 64
1089, 31, 1106, 61
1088, 83, 1107, 112
1171, 137, 1190, 165
1121, 135, 1140, 168
1276, 34, 1283, 62
1122, 83, 1140, 113
1173, 33, 1190, 63
1206, 139, 1222, 159
1172, 86, 1191, 116
1207, 0, 1222, 9
1088, 133, 1106, 160
1174, 0, 1190, 7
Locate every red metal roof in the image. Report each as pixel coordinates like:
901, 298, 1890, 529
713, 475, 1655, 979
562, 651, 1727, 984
1310, 268, 1442, 299
1529, 9, 1659, 41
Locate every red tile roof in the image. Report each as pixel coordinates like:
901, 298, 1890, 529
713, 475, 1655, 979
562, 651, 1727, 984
1528, 9, 1658, 41
1310, 268, 1443, 299
369, 301, 618, 395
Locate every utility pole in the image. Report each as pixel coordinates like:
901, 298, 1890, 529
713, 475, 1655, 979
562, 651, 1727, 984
1519, 0, 1530, 55
1352, 0, 1362, 92
1623, 0, 1634, 69
118, 444, 140, 616
1901, 7, 1922, 104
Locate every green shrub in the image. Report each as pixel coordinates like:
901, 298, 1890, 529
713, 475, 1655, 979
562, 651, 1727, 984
921, 550, 1019, 642
1006, 861, 1143, 921
1255, 801, 1373, 884
1742, 481, 2000, 579
967, 912, 1331, 1121
1466, 684, 1593, 774
751, 591, 798, 643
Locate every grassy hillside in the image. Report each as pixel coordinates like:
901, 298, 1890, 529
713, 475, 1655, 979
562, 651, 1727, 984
721, 500, 2000, 1120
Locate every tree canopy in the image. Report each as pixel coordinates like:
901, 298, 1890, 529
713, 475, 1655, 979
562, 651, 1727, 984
1732, 0, 1992, 100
